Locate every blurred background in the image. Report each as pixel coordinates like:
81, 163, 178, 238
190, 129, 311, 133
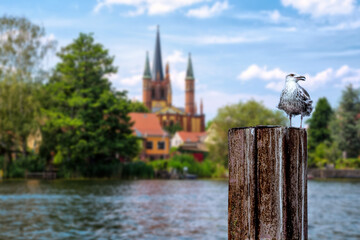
0, 0, 359, 239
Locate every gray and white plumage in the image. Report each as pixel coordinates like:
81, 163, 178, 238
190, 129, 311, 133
277, 73, 313, 128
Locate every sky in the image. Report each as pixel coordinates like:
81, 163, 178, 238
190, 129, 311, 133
1, 0, 360, 126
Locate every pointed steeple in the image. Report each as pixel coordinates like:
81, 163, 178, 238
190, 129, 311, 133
186, 53, 194, 80
152, 25, 164, 81
143, 51, 151, 79
200, 98, 203, 115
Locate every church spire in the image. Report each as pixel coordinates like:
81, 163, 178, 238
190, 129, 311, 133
143, 51, 151, 79
152, 25, 164, 81
186, 53, 194, 80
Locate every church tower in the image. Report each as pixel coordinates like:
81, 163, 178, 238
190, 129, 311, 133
185, 53, 195, 115
142, 51, 152, 110
141, 26, 205, 133
143, 26, 171, 111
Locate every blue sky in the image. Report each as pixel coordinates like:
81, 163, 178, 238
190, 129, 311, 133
2, 0, 360, 126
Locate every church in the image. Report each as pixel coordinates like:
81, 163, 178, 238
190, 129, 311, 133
142, 27, 205, 132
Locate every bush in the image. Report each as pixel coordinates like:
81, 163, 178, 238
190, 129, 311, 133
5, 155, 46, 178
150, 154, 225, 178
168, 154, 200, 175
121, 161, 154, 179
335, 158, 360, 169
149, 159, 168, 171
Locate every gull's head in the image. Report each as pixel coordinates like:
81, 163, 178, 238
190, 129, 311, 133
286, 73, 306, 83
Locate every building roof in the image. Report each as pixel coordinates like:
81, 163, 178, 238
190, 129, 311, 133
152, 26, 164, 81
143, 51, 151, 79
155, 106, 184, 114
177, 131, 206, 143
129, 112, 167, 137
186, 53, 194, 80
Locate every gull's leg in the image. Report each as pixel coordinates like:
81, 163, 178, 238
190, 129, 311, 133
300, 115, 303, 128
289, 115, 292, 127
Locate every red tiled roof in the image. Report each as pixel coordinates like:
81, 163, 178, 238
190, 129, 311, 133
129, 113, 167, 137
177, 131, 207, 143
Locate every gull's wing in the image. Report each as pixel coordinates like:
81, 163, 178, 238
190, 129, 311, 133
298, 85, 311, 100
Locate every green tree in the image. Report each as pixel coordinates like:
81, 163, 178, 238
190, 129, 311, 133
0, 16, 55, 172
332, 85, 360, 158
164, 123, 182, 135
41, 33, 138, 177
306, 97, 333, 152
207, 100, 287, 167
129, 100, 149, 113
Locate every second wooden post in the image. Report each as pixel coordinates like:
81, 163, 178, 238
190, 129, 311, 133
228, 126, 307, 240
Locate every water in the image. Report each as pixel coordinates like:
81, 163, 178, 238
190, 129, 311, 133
0, 179, 359, 240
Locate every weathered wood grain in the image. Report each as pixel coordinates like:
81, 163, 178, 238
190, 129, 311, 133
228, 126, 307, 240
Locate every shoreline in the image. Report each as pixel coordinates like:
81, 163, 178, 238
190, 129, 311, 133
308, 168, 360, 179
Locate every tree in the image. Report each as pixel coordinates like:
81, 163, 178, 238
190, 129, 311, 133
164, 123, 182, 135
41, 33, 138, 177
306, 97, 333, 152
206, 100, 287, 167
0, 16, 55, 163
332, 84, 360, 158
129, 100, 149, 113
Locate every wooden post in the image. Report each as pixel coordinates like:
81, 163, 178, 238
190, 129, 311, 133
228, 126, 307, 240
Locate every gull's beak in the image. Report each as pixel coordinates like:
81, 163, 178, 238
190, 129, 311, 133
296, 75, 306, 81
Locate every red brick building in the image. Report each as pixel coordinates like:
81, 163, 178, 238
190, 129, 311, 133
142, 26, 205, 132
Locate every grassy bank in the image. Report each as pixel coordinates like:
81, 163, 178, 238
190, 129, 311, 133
0, 154, 228, 180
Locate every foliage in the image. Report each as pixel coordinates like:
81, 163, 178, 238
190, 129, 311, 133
150, 154, 226, 178
129, 100, 149, 113
306, 97, 333, 152
207, 100, 287, 167
0, 16, 55, 161
149, 159, 168, 171
168, 154, 199, 174
40, 33, 139, 177
335, 158, 360, 169
121, 161, 154, 179
308, 143, 329, 168
0, 15, 56, 76
331, 85, 360, 158
1, 155, 45, 178
164, 123, 182, 135
205, 120, 213, 131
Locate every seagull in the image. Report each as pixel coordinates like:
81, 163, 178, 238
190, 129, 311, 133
277, 73, 313, 128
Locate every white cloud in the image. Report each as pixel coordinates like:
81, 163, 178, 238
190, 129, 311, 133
147, 25, 157, 31
281, 0, 355, 17
126, 7, 146, 16
187, 1, 229, 18
268, 10, 281, 22
336, 65, 350, 78
108, 73, 142, 87
164, 50, 187, 90
238, 64, 286, 82
238, 64, 360, 92
236, 10, 288, 24
170, 70, 186, 91
321, 19, 360, 31
94, 0, 206, 15
197, 35, 266, 44
165, 50, 187, 64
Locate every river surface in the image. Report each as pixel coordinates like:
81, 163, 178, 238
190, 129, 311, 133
0, 179, 359, 240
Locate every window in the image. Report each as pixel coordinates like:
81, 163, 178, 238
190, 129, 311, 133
158, 141, 165, 150
151, 88, 155, 98
160, 88, 165, 99
146, 141, 153, 149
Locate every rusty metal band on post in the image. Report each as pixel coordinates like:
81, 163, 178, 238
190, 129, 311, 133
228, 126, 308, 240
